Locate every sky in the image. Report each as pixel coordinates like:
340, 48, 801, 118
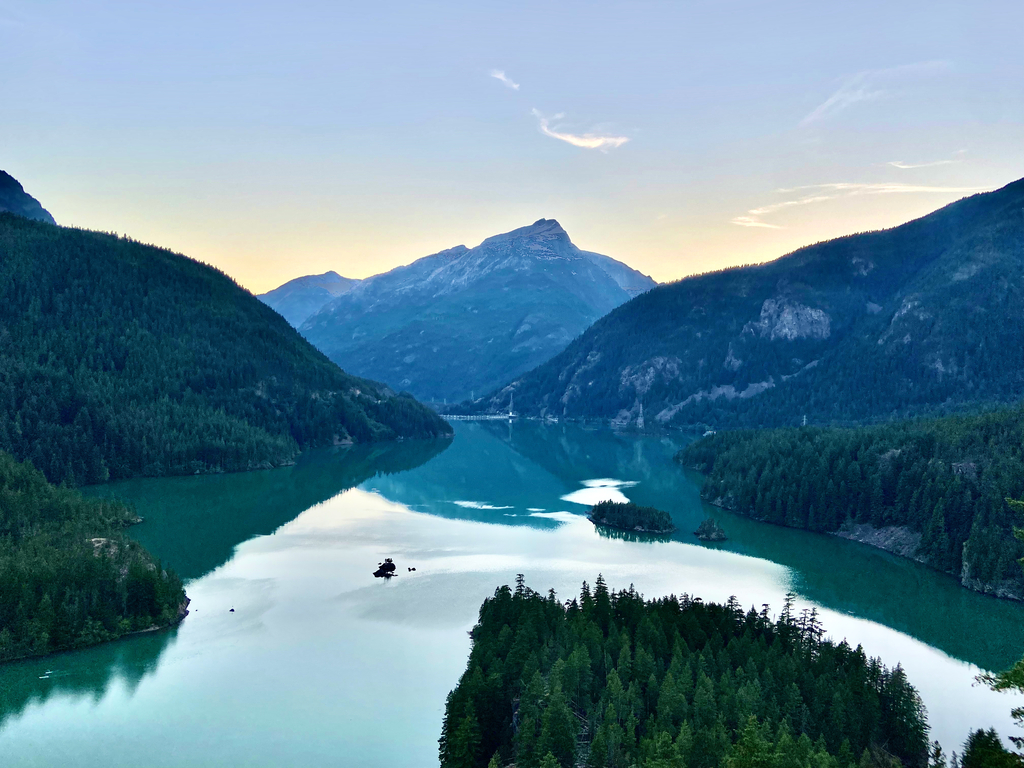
2, 0, 1022, 293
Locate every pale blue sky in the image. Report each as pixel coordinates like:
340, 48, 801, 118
2, 0, 1021, 291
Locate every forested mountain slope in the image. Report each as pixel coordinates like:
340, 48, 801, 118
0, 214, 450, 486
680, 406, 1024, 600
258, 270, 359, 326
0, 171, 55, 224
471, 178, 1024, 428
300, 219, 656, 403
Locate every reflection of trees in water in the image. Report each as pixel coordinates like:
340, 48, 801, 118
0, 438, 454, 728
89, 437, 452, 580
0, 625, 177, 728
593, 524, 672, 545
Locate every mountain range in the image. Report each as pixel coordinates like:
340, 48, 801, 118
469, 178, 1024, 428
292, 219, 655, 403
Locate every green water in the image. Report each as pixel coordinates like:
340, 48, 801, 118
0, 421, 1020, 765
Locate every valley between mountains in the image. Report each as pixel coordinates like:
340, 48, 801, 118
3, 170, 1024, 765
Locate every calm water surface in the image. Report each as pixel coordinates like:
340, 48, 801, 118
0, 421, 1021, 765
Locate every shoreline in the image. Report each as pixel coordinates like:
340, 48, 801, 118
0, 596, 191, 667
80, 434, 454, 489
701, 493, 1024, 603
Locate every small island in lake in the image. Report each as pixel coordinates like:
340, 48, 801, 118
587, 500, 676, 534
694, 517, 727, 542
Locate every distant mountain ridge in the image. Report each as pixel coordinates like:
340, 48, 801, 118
258, 270, 360, 326
469, 178, 1024, 428
0, 170, 55, 224
296, 219, 656, 402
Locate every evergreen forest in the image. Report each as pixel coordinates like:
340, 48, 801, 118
678, 406, 1024, 598
0, 213, 451, 486
439, 576, 929, 768
588, 501, 676, 533
0, 450, 185, 662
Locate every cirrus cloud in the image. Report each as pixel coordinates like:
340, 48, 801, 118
532, 109, 629, 152
800, 61, 951, 126
732, 182, 988, 229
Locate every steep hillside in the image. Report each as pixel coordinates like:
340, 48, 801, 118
300, 219, 656, 402
0, 214, 451, 485
258, 270, 359, 326
473, 178, 1024, 428
0, 171, 55, 224
680, 406, 1024, 600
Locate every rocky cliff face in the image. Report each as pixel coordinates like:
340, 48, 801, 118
471, 178, 1024, 428
297, 219, 656, 402
0, 171, 55, 224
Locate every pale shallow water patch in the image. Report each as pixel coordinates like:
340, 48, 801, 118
451, 500, 513, 510
561, 478, 638, 505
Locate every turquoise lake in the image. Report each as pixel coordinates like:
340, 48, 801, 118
0, 421, 1020, 765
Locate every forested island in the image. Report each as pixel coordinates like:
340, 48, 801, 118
0, 213, 451, 487
0, 451, 185, 662
439, 575, 930, 768
694, 518, 727, 542
588, 501, 676, 534
679, 407, 1024, 600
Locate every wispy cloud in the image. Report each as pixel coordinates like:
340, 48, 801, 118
532, 109, 629, 151
777, 182, 984, 195
801, 73, 885, 126
490, 70, 520, 90
732, 193, 837, 228
732, 182, 987, 229
801, 61, 950, 126
887, 158, 957, 169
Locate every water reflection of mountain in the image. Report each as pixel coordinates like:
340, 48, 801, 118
363, 422, 572, 528
88, 438, 451, 580
387, 422, 1024, 672
0, 627, 177, 730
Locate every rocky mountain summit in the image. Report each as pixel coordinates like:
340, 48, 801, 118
0, 170, 55, 224
469, 178, 1024, 428
296, 219, 655, 402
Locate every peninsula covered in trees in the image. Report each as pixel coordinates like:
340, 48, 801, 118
678, 406, 1024, 599
439, 575, 929, 768
0, 451, 185, 662
0, 212, 451, 487
588, 501, 676, 534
